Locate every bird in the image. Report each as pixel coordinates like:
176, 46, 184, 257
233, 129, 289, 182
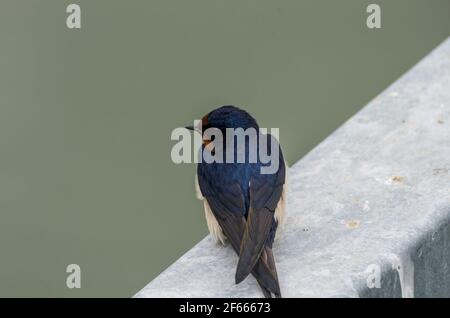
185, 105, 287, 298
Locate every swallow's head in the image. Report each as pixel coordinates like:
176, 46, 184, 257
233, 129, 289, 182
186, 105, 259, 133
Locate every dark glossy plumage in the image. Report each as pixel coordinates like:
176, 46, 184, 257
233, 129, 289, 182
195, 105, 286, 298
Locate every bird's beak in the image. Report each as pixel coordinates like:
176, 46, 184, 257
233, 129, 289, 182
185, 123, 202, 133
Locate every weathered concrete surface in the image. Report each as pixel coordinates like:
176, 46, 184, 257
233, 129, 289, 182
135, 37, 450, 298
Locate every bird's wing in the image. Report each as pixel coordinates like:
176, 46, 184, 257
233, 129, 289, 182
235, 156, 286, 285
197, 171, 282, 296
197, 173, 247, 253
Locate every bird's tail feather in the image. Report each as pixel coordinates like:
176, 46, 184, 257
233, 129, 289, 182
217, 215, 281, 297
256, 281, 272, 298
251, 246, 281, 298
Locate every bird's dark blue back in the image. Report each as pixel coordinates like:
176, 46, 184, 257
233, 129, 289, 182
197, 133, 285, 246
198, 161, 257, 216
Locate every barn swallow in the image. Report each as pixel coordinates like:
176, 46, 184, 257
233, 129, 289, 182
186, 105, 287, 298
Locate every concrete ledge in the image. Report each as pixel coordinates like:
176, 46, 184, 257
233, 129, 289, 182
135, 37, 450, 298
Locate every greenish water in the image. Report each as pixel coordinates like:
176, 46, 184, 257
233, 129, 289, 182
0, 0, 449, 297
